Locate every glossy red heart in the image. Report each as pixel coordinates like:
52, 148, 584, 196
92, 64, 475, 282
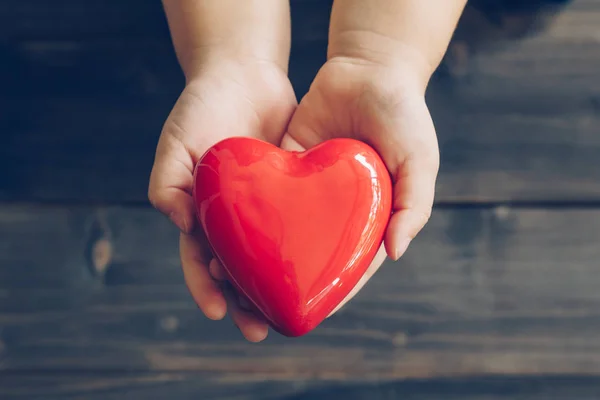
192, 137, 392, 337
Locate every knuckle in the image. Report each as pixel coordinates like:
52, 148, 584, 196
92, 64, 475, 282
395, 149, 439, 184
409, 208, 432, 239
407, 139, 440, 173
411, 145, 437, 168
421, 145, 440, 169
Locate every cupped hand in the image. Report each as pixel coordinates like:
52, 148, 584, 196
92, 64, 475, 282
284, 57, 440, 314
148, 60, 297, 342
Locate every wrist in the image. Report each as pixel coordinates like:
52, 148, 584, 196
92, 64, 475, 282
181, 50, 288, 84
183, 57, 294, 105
327, 0, 467, 92
162, 0, 291, 81
327, 33, 434, 93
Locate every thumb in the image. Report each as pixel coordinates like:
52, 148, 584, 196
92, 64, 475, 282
148, 134, 197, 234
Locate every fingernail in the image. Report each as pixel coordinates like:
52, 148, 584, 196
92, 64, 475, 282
169, 212, 187, 232
394, 238, 412, 261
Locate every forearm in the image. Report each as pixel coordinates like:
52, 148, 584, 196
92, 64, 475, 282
162, 0, 291, 78
328, 0, 467, 88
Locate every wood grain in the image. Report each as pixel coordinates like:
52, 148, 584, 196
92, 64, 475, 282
2, 374, 599, 400
1, 205, 600, 377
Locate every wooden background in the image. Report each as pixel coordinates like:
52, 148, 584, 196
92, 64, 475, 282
1, 0, 600, 399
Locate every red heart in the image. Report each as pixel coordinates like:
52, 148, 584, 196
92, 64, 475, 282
192, 137, 392, 337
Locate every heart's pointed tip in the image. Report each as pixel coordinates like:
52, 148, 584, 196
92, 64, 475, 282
274, 323, 315, 338
268, 311, 324, 338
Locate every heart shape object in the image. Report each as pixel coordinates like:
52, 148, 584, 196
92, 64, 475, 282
193, 137, 392, 337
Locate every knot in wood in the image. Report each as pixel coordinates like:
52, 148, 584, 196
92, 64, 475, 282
91, 237, 113, 276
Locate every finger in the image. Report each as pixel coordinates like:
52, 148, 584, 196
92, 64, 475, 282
223, 284, 269, 343
328, 245, 388, 317
385, 151, 438, 261
148, 133, 197, 234
180, 231, 227, 320
208, 258, 228, 282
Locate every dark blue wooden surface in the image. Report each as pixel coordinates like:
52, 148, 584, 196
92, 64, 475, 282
1, 0, 599, 399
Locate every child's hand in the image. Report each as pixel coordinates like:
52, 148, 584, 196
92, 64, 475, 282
283, 0, 468, 313
285, 58, 439, 314
148, 61, 296, 342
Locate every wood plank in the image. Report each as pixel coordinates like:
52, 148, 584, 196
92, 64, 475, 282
0, 0, 170, 40
1, 1, 599, 203
2, 205, 600, 376
0, 96, 175, 204
1, 374, 600, 400
0, 39, 322, 101
0, 0, 331, 43
3, 0, 598, 99
0, 0, 581, 43
281, 377, 600, 400
0, 373, 300, 400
